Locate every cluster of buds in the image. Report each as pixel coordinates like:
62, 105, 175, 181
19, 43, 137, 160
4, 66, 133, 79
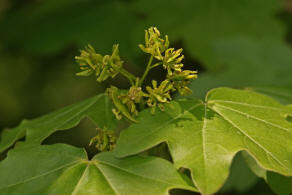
139, 27, 169, 60
75, 44, 123, 82
76, 27, 198, 123
163, 48, 184, 75
140, 27, 198, 110
167, 70, 198, 96
89, 127, 117, 152
107, 86, 146, 122
145, 80, 173, 113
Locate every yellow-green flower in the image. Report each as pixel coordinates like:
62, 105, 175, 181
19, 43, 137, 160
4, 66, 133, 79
97, 44, 123, 82
89, 127, 116, 151
75, 44, 123, 82
107, 86, 138, 122
168, 70, 198, 81
163, 48, 184, 75
119, 86, 146, 116
168, 70, 198, 96
139, 27, 169, 60
75, 44, 103, 76
145, 80, 173, 113
107, 86, 147, 122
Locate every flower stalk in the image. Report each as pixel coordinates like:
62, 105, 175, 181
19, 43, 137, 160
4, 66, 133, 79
139, 55, 153, 87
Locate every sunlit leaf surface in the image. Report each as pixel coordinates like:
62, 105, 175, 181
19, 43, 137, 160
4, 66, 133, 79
115, 88, 292, 195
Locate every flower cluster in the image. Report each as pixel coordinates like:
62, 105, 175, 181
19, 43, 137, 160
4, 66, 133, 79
107, 86, 146, 122
75, 44, 123, 82
167, 70, 198, 96
76, 27, 198, 122
139, 27, 169, 60
163, 48, 184, 74
89, 127, 117, 152
140, 27, 198, 110
145, 80, 172, 113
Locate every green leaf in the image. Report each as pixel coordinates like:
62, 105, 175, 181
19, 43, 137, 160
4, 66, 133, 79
0, 144, 196, 195
115, 87, 292, 195
241, 151, 267, 180
246, 87, 292, 105
0, 94, 116, 154
266, 172, 292, 195
242, 151, 292, 195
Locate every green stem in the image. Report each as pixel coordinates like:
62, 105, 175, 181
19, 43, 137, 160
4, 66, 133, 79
119, 68, 136, 86
150, 62, 162, 69
139, 55, 153, 86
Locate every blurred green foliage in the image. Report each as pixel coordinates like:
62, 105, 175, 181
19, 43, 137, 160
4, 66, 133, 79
0, 0, 291, 194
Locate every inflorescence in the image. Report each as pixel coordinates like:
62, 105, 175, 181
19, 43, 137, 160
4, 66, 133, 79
75, 27, 198, 149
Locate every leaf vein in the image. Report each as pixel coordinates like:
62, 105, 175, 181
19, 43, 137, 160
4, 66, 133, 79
127, 103, 202, 146
92, 162, 121, 195
210, 100, 287, 112
214, 104, 292, 133
95, 160, 187, 188
0, 160, 81, 190
212, 106, 290, 172
201, 103, 208, 192
71, 165, 89, 195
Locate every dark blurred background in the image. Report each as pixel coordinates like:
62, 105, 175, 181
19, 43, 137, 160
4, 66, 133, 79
1, 0, 292, 194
